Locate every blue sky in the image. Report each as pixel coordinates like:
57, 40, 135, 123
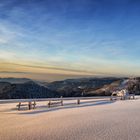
0, 0, 140, 81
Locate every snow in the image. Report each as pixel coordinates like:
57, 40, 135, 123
0, 97, 140, 140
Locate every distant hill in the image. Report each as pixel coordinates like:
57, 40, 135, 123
0, 80, 58, 99
47, 77, 123, 97
0, 78, 32, 84
0, 77, 140, 99
87, 77, 140, 96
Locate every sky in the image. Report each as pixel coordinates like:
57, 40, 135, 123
0, 0, 140, 81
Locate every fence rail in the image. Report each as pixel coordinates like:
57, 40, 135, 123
0, 96, 110, 104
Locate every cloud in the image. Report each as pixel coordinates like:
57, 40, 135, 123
0, 51, 16, 60
0, 62, 98, 75
0, 0, 140, 81
0, 71, 31, 74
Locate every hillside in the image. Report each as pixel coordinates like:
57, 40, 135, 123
0, 81, 58, 99
47, 77, 123, 97
0, 78, 32, 84
0, 77, 140, 99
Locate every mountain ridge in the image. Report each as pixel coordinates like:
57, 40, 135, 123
0, 77, 139, 99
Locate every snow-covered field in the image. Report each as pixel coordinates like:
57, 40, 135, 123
0, 97, 140, 140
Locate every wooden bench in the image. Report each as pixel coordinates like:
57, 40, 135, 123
48, 97, 63, 108
17, 101, 36, 110
48, 98, 82, 107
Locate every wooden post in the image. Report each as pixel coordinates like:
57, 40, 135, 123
61, 100, 63, 106
77, 99, 80, 104
48, 100, 51, 108
18, 102, 21, 110
33, 101, 36, 109
61, 96, 63, 106
28, 102, 32, 110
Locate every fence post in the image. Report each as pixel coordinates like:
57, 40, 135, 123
28, 102, 32, 110
48, 100, 51, 108
77, 99, 80, 104
33, 101, 36, 109
18, 102, 21, 110
61, 96, 63, 106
